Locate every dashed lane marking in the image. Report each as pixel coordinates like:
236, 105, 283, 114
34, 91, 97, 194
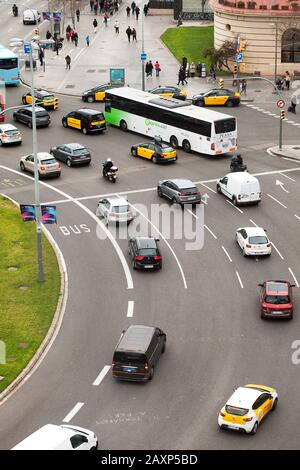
280, 172, 296, 182
288, 268, 300, 287
226, 200, 243, 214
62, 402, 85, 423
295, 214, 300, 221
204, 224, 217, 239
222, 246, 232, 262
267, 194, 287, 209
93, 365, 111, 386
127, 300, 134, 318
236, 271, 244, 289
271, 241, 284, 260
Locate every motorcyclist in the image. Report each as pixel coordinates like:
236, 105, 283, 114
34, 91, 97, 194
231, 154, 243, 171
12, 4, 18, 16
103, 158, 114, 176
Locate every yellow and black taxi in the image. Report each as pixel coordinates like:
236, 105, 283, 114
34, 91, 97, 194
218, 384, 278, 434
131, 137, 177, 164
62, 109, 106, 134
22, 89, 59, 110
192, 89, 240, 107
82, 83, 122, 103
148, 86, 187, 101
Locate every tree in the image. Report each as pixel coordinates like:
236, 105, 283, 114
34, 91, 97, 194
203, 40, 236, 70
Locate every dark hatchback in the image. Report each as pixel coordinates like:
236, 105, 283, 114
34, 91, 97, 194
13, 106, 51, 128
157, 178, 202, 206
128, 237, 162, 270
259, 280, 295, 319
50, 143, 91, 167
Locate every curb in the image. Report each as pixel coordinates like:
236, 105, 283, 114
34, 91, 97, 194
0, 194, 68, 407
267, 147, 300, 161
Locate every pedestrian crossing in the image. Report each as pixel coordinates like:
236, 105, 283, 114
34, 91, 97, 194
245, 103, 300, 127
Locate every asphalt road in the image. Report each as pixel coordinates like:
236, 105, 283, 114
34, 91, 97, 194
1, 55, 300, 449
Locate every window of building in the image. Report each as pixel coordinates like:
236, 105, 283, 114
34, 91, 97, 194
281, 28, 300, 63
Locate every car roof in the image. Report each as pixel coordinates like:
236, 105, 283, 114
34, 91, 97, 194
117, 325, 156, 353
240, 227, 266, 236
227, 386, 262, 409
37, 152, 55, 159
36, 90, 54, 96
224, 172, 258, 182
20, 106, 45, 112
12, 424, 73, 450
0, 124, 18, 131
63, 143, 85, 149
135, 237, 157, 248
76, 109, 102, 116
166, 178, 196, 188
106, 197, 128, 205
266, 281, 289, 295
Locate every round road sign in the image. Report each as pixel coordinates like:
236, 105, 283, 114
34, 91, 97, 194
277, 100, 285, 108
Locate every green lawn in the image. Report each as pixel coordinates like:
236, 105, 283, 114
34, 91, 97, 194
0, 197, 60, 394
161, 26, 214, 69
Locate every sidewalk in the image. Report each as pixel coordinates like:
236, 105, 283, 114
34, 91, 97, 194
269, 145, 300, 161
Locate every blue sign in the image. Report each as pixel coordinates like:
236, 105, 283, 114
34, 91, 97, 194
20, 204, 35, 222
42, 11, 51, 21
235, 52, 243, 63
53, 12, 62, 23
41, 205, 57, 224
23, 43, 31, 54
141, 52, 147, 61
110, 68, 125, 86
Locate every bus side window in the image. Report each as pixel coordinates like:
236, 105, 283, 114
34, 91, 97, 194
105, 100, 111, 113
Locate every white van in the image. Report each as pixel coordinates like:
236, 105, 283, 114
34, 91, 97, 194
216, 172, 261, 206
23, 9, 41, 25
12, 424, 98, 450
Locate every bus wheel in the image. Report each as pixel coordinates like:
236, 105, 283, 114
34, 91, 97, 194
182, 140, 191, 153
170, 136, 178, 149
120, 120, 128, 131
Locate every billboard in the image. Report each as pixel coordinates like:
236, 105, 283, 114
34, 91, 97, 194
41, 205, 57, 224
110, 68, 125, 86
20, 204, 36, 222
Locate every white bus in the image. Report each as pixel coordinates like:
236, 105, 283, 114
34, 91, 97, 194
105, 87, 237, 156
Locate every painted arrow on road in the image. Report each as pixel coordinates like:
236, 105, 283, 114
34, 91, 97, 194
276, 180, 289, 193
201, 193, 210, 204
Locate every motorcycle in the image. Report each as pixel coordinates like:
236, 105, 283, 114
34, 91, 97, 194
102, 163, 118, 183
12, 6, 18, 16
230, 157, 247, 173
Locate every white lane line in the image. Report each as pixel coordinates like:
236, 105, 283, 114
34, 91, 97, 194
0, 165, 134, 290
93, 365, 111, 386
127, 300, 134, 318
295, 214, 300, 221
249, 218, 258, 227
271, 241, 284, 260
267, 194, 287, 209
62, 402, 84, 423
236, 271, 244, 289
288, 268, 300, 288
204, 224, 217, 239
126, 199, 187, 289
200, 182, 216, 194
226, 200, 243, 214
222, 246, 232, 262
280, 172, 296, 182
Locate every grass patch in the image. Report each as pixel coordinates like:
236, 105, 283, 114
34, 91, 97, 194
161, 26, 214, 68
0, 197, 60, 393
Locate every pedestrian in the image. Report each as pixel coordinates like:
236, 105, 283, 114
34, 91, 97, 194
135, 5, 140, 19
114, 20, 120, 34
147, 60, 153, 77
240, 79, 247, 95
177, 66, 186, 86
65, 54, 71, 69
76, 8, 80, 22
210, 64, 216, 81
114, 0, 119, 12
132, 27, 137, 41
86, 35, 90, 47
54, 39, 59, 55
66, 24, 71, 35
190, 62, 196, 77
126, 5, 131, 16
145, 61, 150, 77
46, 30, 52, 40
182, 56, 187, 71
131, 1, 136, 14
93, 18, 98, 33
38, 47, 44, 66
285, 71, 290, 90
70, 29, 75, 43
196, 62, 202, 77
144, 3, 149, 16
74, 31, 78, 47
90, 0, 95, 12
103, 12, 108, 26
288, 94, 297, 114
94, 2, 98, 14
126, 26, 132, 42
232, 71, 238, 87
154, 60, 160, 77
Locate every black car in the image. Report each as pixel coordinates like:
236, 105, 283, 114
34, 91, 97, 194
22, 89, 59, 110
192, 89, 240, 107
128, 237, 162, 270
82, 83, 122, 103
50, 143, 91, 167
13, 106, 51, 128
131, 139, 177, 163
62, 109, 106, 134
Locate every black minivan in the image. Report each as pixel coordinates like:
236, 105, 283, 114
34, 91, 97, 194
112, 325, 166, 382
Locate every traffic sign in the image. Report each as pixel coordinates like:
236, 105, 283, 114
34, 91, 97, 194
23, 43, 31, 54
235, 52, 243, 63
277, 99, 285, 108
141, 52, 147, 61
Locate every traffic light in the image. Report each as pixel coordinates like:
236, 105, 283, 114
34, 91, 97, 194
240, 40, 246, 51
219, 78, 224, 89
280, 110, 285, 120
233, 64, 238, 73
240, 63, 246, 73
34, 28, 40, 36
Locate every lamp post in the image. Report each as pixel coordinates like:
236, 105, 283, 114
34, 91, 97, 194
10, 37, 54, 282
141, 10, 145, 91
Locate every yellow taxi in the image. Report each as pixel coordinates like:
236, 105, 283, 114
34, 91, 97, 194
82, 83, 122, 103
148, 86, 187, 101
62, 109, 106, 135
218, 384, 278, 434
192, 89, 240, 107
131, 137, 177, 164
22, 89, 59, 110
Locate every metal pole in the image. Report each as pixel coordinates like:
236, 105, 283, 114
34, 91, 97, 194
274, 21, 278, 84
279, 113, 283, 150
29, 44, 44, 283
141, 10, 145, 91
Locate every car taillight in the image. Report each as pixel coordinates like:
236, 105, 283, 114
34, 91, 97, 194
243, 417, 253, 422
112, 361, 115, 367
219, 411, 225, 417
211, 143, 215, 151
144, 363, 149, 371
1, 133, 8, 138
89, 123, 93, 128
246, 244, 251, 248
135, 256, 144, 261
153, 255, 161, 261
266, 243, 271, 247
179, 192, 185, 197
238, 194, 241, 200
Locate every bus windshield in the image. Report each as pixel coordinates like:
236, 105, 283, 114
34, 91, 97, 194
0, 58, 18, 70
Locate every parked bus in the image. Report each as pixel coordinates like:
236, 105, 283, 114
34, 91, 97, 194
0, 44, 20, 86
105, 87, 237, 155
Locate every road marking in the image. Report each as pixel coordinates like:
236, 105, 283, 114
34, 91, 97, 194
271, 241, 284, 260
204, 224, 217, 239
236, 271, 244, 289
62, 402, 84, 423
267, 194, 287, 208
276, 179, 289, 193
93, 365, 111, 386
288, 268, 300, 288
249, 218, 258, 227
295, 214, 300, 221
226, 200, 243, 213
222, 246, 232, 262
127, 300, 134, 318
280, 172, 296, 182
200, 182, 216, 194
0, 165, 134, 290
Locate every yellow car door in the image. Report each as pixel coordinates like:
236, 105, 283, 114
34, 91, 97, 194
140, 145, 152, 159
255, 394, 272, 422
95, 90, 105, 101
67, 116, 81, 129
26, 95, 33, 104
204, 92, 217, 105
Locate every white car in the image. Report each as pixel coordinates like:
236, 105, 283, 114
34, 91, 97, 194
235, 226, 271, 256
96, 196, 135, 224
218, 384, 278, 434
23, 9, 41, 25
0, 124, 22, 145
20, 152, 61, 178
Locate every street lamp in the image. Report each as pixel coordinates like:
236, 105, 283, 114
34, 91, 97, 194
141, 10, 145, 91
10, 37, 54, 283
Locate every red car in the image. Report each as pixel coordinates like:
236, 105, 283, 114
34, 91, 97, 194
259, 280, 295, 320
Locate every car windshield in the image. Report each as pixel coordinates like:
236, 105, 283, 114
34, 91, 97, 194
249, 236, 268, 244
225, 405, 248, 416
91, 113, 104, 121
112, 205, 129, 213
73, 148, 87, 156
138, 248, 157, 256
41, 159, 57, 165
181, 187, 197, 195
36, 111, 48, 117
265, 295, 290, 304
113, 352, 146, 364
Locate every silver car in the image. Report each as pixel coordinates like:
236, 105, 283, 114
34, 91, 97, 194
0, 124, 22, 145
96, 197, 135, 224
20, 152, 61, 178
157, 178, 201, 206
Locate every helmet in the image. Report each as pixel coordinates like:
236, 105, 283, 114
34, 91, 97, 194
106, 158, 112, 162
